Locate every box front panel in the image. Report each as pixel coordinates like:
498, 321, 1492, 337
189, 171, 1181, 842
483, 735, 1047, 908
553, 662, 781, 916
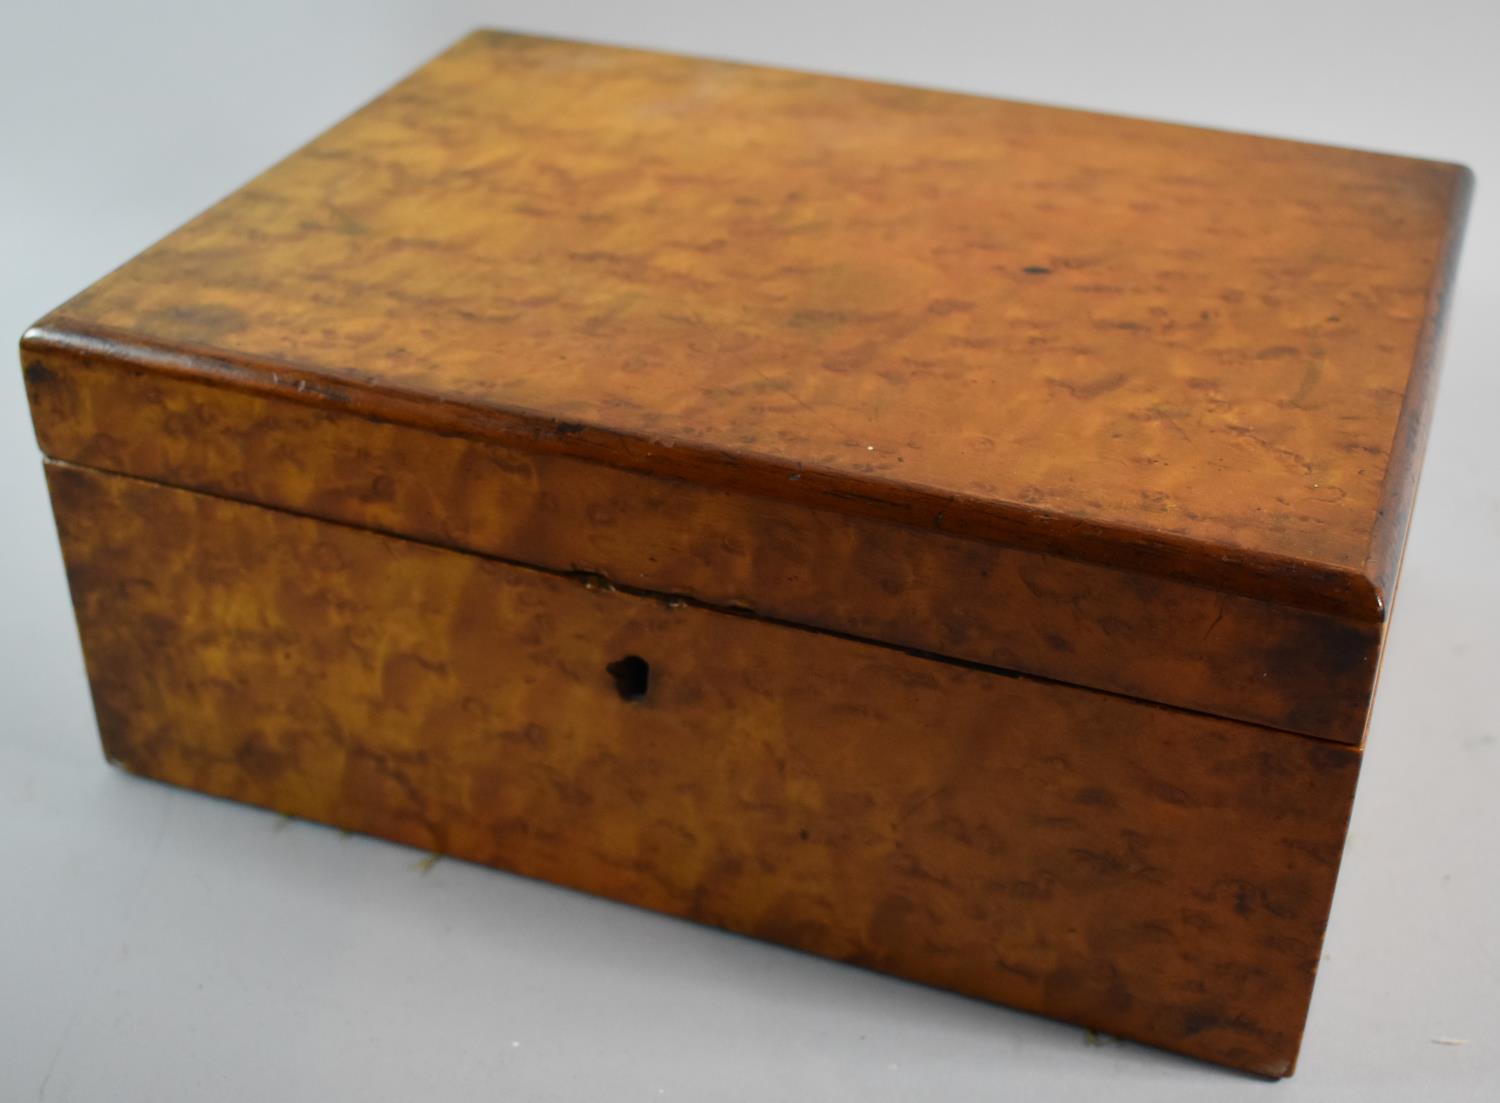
47, 460, 1361, 1076
23, 351, 1382, 743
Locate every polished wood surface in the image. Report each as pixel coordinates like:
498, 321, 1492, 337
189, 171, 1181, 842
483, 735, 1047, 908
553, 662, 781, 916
21, 31, 1472, 1077
26, 29, 1470, 621
48, 461, 1361, 1078
24, 349, 1381, 742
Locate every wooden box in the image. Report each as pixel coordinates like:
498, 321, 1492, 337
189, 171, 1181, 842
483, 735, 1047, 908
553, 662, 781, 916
20, 31, 1471, 1077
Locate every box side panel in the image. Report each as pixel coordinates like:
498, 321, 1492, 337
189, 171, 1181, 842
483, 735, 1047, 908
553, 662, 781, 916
24, 353, 1380, 743
46, 461, 1362, 1076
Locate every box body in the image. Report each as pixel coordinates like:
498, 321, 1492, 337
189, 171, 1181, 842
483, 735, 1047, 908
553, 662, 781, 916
42, 459, 1361, 1077
20, 31, 1470, 1077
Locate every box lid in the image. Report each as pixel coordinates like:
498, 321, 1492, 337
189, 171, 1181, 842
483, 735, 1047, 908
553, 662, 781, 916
22, 31, 1470, 744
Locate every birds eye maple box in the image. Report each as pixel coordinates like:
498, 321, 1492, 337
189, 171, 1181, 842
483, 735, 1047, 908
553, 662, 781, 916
20, 30, 1470, 1077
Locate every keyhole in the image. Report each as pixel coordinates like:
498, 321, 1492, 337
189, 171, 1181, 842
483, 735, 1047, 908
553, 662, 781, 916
606, 655, 650, 702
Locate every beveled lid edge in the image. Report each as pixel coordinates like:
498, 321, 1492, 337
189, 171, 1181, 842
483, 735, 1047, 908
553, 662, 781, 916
1361, 162, 1475, 615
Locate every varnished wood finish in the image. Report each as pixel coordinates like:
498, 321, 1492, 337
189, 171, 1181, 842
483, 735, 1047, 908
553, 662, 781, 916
48, 462, 1361, 1078
21, 30, 1472, 1077
26, 29, 1470, 622
24, 349, 1381, 741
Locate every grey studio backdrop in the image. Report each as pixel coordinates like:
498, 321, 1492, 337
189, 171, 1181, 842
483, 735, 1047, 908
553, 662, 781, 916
1, 2, 1495, 1100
